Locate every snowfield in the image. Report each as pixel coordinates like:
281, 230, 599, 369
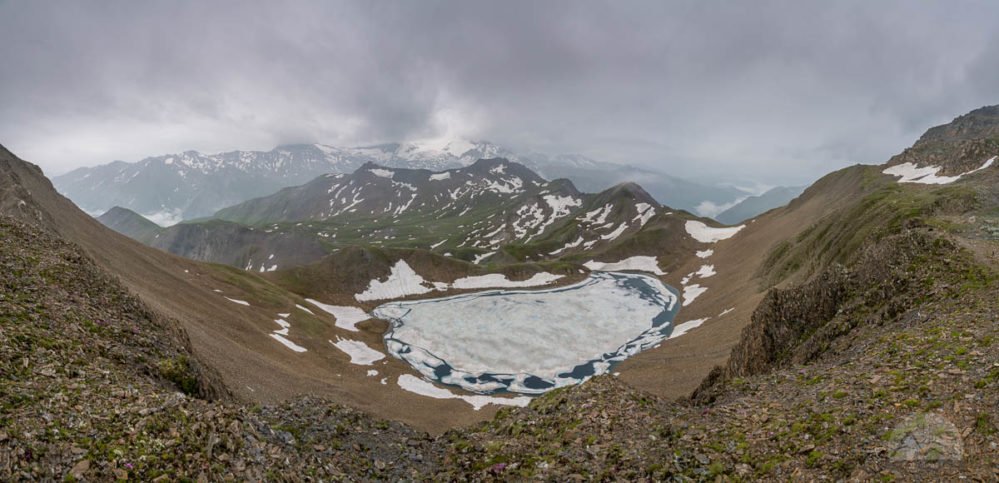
685, 220, 745, 243
882, 156, 995, 185
306, 299, 369, 332
374, 272, 681, 394
330, 337, 385, 365
682, 284, 707, 306
355, 260, 438, 301
224, 297, 250, 306
583, 256, 665, 275
270, 334, 307, 352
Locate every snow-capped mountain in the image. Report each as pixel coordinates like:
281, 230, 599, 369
53, 137, 750, 224
102, 158, 694, 269
53, 140, 518, 222
213, 158, 628, 264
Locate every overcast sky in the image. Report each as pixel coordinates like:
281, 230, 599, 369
1, 1, 998, 184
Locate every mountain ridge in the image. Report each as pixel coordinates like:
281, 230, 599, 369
53, 139, 752, 222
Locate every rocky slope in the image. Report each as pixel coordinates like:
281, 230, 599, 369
886, 105, 999, 176
99, 207, 330, 273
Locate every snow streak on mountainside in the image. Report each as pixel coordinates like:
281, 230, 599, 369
104, 158, 708, 271
213, 159, 659, 264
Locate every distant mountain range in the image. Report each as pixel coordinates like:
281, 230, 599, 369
715, 186, 805, 224
54, 138, 781, 224
100, 158, 704, 271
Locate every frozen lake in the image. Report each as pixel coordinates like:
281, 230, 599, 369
373, 272, 680, 394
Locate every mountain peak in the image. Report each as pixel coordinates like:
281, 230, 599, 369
887, 104, 999, 176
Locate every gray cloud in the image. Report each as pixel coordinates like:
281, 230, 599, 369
1, 0, 998, 185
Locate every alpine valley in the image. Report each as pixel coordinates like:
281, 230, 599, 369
3, 105, 999, 481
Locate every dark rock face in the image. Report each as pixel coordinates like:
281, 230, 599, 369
726, 265, 851, 377
696, 230, 952, 405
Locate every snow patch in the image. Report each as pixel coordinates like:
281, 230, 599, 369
600, 223, 629, 241
355, 260, 439, 301
670, 318, 707, 337
472, 251, 495, 264
696, 249, 714, 259
306, 299, 369, 332
225, 297, 250, 306
429, 172, 451, 181
330, 337, 385, 365
368, 168, 394, 178
584, 256, 665, 275
270, 334, 307, 352
682, 284, 707, 306
694, 264, 716, 278
632, 203, 656, 227
882, 157, 995, 185
685, 220, 744, 243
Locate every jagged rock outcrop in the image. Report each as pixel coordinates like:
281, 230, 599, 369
887, 105, 999, 175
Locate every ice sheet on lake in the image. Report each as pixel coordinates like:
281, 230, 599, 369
396, 375, 532, 410
451, 272, 563, 289
375, 272, 681, 394
685, 220, 744, 243
306, 298, 369, 331
584, 256, 665, 275
330, 337, 385, 365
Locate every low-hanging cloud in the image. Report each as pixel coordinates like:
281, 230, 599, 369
1, 0, 998, 185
